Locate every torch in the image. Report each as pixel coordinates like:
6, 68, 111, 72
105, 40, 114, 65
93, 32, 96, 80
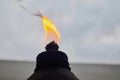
26, 13, 79, 80
15, 0, 79, 79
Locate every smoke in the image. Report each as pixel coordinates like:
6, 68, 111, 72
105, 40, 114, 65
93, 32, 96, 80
15, 0, 33, 15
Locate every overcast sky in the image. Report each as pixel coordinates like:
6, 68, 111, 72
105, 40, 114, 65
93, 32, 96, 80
0, 0, 120, 64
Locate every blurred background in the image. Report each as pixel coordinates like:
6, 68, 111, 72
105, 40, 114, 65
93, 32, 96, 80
0, 0, 120, 80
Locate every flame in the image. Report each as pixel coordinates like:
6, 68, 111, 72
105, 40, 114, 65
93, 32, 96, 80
15, 0, 60, 44
36, 13, 60, 44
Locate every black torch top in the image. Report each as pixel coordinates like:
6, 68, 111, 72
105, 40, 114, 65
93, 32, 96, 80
34, 41, 71, 72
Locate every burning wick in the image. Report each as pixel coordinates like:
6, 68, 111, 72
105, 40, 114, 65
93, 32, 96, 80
45, 41, 59, 51
15, 0, 61, 44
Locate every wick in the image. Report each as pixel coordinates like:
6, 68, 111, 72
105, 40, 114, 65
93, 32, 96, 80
45, 41, 59, 51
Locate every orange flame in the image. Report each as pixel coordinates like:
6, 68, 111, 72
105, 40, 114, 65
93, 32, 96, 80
15, 1, 60, 44
35, 13, 60, 44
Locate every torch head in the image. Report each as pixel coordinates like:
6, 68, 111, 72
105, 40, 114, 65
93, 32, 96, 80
34, 41, 71, 72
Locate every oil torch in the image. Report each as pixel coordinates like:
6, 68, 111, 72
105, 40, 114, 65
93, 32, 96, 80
27, 12, 79, 80
15, 0, 79, 79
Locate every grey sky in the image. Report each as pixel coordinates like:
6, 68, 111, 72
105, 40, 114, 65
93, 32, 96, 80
0, 0, 120, 64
